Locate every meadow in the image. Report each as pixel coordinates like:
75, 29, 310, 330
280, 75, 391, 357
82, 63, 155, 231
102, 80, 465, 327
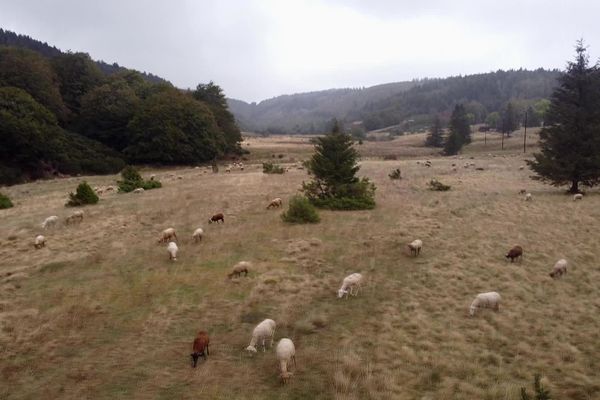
1, 129, 599, 400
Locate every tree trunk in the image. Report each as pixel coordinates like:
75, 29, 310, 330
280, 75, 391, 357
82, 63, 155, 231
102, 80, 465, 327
568, 180, 579, 194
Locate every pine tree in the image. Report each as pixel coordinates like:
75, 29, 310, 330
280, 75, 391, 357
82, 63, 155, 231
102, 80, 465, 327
425, 116, 444, 147
302, 119, 376, 210
527, 41, 600, 193
444, 104, 470, 155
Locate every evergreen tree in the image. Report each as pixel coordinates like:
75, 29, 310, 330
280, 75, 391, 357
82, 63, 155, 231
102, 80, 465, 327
302, 119, 376, 210
527, 41, 600, 193
425, 116, 444, 147
444, 104, 470, 155
501, 102, 520, 137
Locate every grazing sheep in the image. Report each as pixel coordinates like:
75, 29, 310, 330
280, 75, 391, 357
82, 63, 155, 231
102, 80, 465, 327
105, 186, 115, 192
276, 338, 296, 383
41, 216, 59, 229
573, 193, 583, 201
407, 239, 423, 256
225, 166, 231, 173
34, 235, 46, 249
505, 245, 523, 263
149, 174, 156, 181
158, 228, 177, 243
246, 319, 276, 353
519, 166, 525, 170
338, 273, 363, 299
167, 241, 178, 261
209, 213, 225, 224
133, 188, 145, 194
266, 198, 283, 209
192, 228, 204, 243
469, 292, 501, 316
524, 193, 532, 201
190, 331, 210, 367
65, 210, 84, 225
549, 259, 568, 279
228, 261, 251, 279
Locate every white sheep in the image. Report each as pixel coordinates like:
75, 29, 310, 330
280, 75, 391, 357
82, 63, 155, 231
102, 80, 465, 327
133, 188, 145, 194
408, 239, 423, 256
337, 273, 363, 299
549, 259, 568, 279
276, 338, 296, 383
228, 261, 251, 279
573, 193, 583, 201
192, 228, 204, 243
34, 235, 46, 249
525, 193, 532, 201
167, 241, 178, 261
266, 197, 283, 209
158, 228, 177, 243
246, 319, 276, 353
41, 216, 59, 229
469, 292, 501, 316
65, 210, 84, 225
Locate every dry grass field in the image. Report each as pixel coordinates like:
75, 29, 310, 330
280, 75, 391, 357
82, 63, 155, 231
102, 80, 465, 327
1, 129, 599, 400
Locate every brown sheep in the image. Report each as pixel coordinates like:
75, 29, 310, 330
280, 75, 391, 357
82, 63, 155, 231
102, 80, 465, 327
157, 227, 177, 243
190, 331, 210, 367
209, 213, 224, 224
505, 245, 523, 263
228, 261, 251, 279
266, 198, 283, 209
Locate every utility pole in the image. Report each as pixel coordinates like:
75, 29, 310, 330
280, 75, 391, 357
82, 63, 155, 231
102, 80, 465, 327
523, 110, 528, 153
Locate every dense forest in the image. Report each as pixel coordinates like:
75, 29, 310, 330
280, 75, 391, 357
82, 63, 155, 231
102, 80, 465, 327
0, 29, 242, 185
229, 69, 560, 134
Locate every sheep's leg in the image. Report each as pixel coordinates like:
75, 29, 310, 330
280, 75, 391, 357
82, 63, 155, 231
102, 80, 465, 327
206, 344, 210, 356
292, 355, 297, 370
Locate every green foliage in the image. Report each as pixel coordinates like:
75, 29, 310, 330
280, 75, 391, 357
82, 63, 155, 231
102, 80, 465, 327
388, 168, 402, 180
528, 41, 600, 194
485, 111, 500, 129
520, 374, 551, 400
428, 179, 451, 191
0, 46, 68, 121
66, 181, 99, 207
0, 87, 124, 184
262, 162, 285, 174
0, 192, 13, 209
425, 116, 444, 147
444, 104, 470, 155
117, 166, 161, 193
124, 89, 225, 164
302, 122, 376, 210
281, 196, 320, 224
501, 102, 520, 136
51, 52, 104, 117
192, 81, 242, 154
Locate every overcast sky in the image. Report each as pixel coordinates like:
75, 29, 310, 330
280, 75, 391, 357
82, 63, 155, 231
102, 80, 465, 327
1, 0, 598, 102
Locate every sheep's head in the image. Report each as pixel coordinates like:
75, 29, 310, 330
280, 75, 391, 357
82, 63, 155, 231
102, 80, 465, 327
337, 289, 347, 298
246, 345, 258, 353
469, 306, 476, 316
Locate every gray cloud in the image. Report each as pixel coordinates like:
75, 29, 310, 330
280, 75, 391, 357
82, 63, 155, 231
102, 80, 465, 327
1, 0, 598, 102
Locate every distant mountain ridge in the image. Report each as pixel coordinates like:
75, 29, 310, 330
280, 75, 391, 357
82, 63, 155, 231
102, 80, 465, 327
229, 69, 560, 134
0, 28, 167, 84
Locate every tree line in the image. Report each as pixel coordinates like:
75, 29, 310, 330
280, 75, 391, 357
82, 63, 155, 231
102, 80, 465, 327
0, 34, 242, 185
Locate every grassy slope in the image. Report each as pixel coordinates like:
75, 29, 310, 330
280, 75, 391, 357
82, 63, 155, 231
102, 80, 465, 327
1, 129, 599, 400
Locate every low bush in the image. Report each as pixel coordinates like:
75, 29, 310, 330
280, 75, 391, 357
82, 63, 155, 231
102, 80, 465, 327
0, 192, 13, 209
117, 166, 162, 193
520, 374, 551, 400
262, 162, 285, 174
428, 179, 451, 191
66, 181, 99, 207
389, 168, 402, 180
281, 196, 320, 224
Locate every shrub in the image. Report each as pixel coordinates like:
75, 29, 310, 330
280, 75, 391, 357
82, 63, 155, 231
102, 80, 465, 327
66, 181, 99, 207
428, 179, 451, 191
304, 177, 376, 210
0, 192, 13, 209
389, 168, 402, 180
117, 166, 162, 193
281, 196, 320, 224
520, 374, 551, 400
262, 162, 285, 174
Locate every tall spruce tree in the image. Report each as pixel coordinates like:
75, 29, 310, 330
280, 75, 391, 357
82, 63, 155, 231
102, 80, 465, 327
444, 104, 470, 155
302, 119, 376, 209
527, 41, 600, 193
425, 116, 444, 147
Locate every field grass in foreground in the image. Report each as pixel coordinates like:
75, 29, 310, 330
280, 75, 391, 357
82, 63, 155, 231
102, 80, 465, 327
1, 130, 599, 399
